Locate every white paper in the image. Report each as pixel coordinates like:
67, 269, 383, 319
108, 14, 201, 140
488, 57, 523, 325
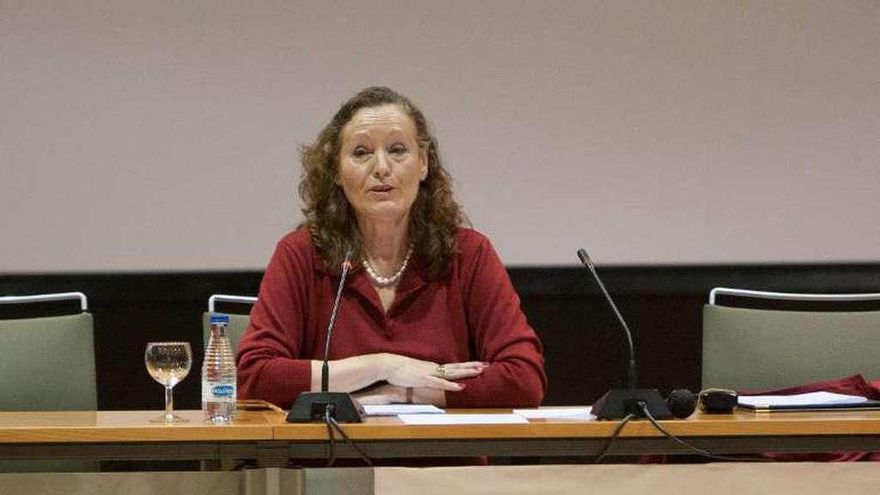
398, 413, 529, 425
362, 404, 445, 416
737, 391, 868, 408
513, 407, 595, 420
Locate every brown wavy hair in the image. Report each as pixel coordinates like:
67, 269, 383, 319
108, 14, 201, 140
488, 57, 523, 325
298, 87, 466, 278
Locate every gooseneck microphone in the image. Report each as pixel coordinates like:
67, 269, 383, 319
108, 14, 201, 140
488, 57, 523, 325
287, 250, 365, 423
576, 247, 674, 420
321, 253, 353, 393
577, 249, 637, 390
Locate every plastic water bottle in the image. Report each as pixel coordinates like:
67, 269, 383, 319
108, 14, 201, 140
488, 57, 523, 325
202, 313, 236, 423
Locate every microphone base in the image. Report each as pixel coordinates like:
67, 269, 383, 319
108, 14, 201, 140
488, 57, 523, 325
592, 389, 673, 420
286, 392, 365, 423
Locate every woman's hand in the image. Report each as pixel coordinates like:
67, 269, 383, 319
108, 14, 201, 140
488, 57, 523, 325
351, 382, 455, 407
382, 354, 488, 391
311, 354, 487, 394
352, 382, 405, 405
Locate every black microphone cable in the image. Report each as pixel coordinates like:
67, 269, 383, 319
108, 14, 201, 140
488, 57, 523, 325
324, 408, 337, 467
593, 413, 637, 463
327, 415, 374, 467
637, 403, 773, 463
594, 402, 775, 463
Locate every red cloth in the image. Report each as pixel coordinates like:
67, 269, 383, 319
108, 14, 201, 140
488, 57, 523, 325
738, 374, 880, 400
738, 374, 880, 462
237, 228, 546, 409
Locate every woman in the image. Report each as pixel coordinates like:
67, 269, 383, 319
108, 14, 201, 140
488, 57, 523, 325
237, 87, 546, 409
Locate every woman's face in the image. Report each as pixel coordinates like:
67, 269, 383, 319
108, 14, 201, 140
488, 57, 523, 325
337, 104, 427, 226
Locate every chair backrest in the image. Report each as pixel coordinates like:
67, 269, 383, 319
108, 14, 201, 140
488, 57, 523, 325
0, 293, 97, 411
0, 292, 97, 472
202, 294, 257, 357
702, 287, 880, 391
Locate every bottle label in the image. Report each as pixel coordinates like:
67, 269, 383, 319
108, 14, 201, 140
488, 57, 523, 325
203, 381, 236, 402
210, 313, 230, 326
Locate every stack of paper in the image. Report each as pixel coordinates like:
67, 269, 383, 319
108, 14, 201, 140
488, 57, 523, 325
737, 391, 880, 411
362, 404, 445, 416
398, 414, 528, 425
513, 407, 594, 420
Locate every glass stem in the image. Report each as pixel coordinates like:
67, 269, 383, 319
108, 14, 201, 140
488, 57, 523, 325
165, 385, 174, 419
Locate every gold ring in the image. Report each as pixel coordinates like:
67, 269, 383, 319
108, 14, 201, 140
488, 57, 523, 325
436, 364, 446, 378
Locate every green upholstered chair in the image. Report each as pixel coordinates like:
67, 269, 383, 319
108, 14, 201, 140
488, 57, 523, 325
701, 287, 880, 391
0, 292, 97, 471
202, 294, 257, 357
0, 292, 96, 411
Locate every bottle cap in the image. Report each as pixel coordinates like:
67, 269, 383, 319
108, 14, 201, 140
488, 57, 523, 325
210, 313, 230, 325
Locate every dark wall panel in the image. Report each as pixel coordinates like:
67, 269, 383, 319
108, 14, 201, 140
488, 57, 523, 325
2, 264, 879, 410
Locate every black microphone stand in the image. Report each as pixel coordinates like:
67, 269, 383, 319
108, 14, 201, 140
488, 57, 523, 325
287, 252, 365, 423
577, 248, 672, 420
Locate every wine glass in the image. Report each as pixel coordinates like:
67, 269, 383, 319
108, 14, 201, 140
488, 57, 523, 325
144, 342, 192, 424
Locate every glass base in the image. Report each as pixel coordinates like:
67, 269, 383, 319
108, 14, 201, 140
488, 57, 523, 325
149, 413, 189, 424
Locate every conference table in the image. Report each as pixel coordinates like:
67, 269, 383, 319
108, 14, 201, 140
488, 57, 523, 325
2, 407, 880, 494
2, 406, 880, 465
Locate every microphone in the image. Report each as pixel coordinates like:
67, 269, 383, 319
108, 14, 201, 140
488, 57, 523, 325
667, 389, 697, 419
576, 249, 636, 389
287, 250, 365, 423
577, 248, 673, 420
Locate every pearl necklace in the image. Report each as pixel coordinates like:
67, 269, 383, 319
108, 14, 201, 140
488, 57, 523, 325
363, 245, 414, 287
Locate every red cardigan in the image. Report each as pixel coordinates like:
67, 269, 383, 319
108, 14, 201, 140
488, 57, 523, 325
237, 228, 546, 409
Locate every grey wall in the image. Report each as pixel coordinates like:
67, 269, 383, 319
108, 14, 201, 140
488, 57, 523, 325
3, 0, 878, 273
